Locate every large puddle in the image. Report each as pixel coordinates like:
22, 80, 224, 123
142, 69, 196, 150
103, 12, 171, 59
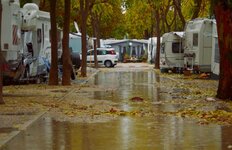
3, 116, 232, 150
2, 70, 232, 150
87, 71, 172, 103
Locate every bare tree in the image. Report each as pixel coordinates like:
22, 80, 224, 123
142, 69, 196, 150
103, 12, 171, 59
80, 0, 89, 77
80, 0, 108, 77
173, 0, 186, 29
62, 0, 72, 85
191, 0, 203, 20
48, 0, 59, 85
214, 1, 232, 100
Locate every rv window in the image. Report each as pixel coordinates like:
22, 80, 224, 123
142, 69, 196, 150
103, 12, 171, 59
193, 33, 198, 47
172, 42, 183, 53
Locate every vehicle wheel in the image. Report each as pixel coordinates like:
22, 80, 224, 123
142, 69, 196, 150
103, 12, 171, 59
24, 66, 30, 79
105, 61, 112, 68
23, 66, 30, 83
71, 69, 76, 80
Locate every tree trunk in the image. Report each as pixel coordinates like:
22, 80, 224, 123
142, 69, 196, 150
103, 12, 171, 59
80, 0, 88, 77
48, 0, 59, 85
191, 0, 202, 20
92, 14, 101, 48
62, 0, 72, 85
214, 2, 232, 100
173, 0, 186, 29
154, 10, 160, 69
93, 39, 98, 68
0, 2, 4, 104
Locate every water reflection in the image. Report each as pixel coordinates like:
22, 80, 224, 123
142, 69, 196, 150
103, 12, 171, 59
2, 70, 232, 150
4, 116, 232, 150
89, 71, 167, 103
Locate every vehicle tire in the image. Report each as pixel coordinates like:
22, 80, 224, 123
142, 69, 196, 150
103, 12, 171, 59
71, 69, 76, 80
23, 66, 30, 84
105, 60, 112, 68
24, 66, 30, 79
71, 52, 81, 69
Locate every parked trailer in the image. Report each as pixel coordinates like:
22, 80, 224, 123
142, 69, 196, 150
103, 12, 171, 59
1, 0, 22, 81
160, 32, 184, 73
20, 3, 52, 81
147, 37, 157, 64
1, 1, 78, 83
211, 21, 219, 77
184, 18, 215, 72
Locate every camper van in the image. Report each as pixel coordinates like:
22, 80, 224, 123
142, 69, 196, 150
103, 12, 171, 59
147, 37, 157, 64
20, 3, 52, 81
184, 18, 214, 72
0, 1, 52, 82
1, 1, 78, 83
1, 0, 22, 80
211, 21, 219, 77
160, 32, 184, 72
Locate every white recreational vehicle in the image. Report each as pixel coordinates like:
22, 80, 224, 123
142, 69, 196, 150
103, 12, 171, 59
147, 37, 157, 64
184, 18, 215, 72
20, 3, 52, 81
1, 1, 78, 83
160, 32, 184, 72
1, 1, 57, 83
211, 21, 219, 76
1, 0, 22, 80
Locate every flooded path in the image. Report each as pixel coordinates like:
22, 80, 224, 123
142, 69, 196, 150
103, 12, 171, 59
2, 67, 232, 150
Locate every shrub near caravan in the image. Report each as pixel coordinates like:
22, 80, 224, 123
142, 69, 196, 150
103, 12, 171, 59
160, 32, 184, 73
184, 18, 215, 73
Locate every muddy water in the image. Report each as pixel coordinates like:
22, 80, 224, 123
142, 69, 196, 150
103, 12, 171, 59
3, 70, 232, 150
3, 116, 232, 150
89, 71, 170, 103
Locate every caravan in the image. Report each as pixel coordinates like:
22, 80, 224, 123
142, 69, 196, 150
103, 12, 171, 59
211, 21, 219, 77
147, 37, 157, 64
160, 32, 184, 72
1, 1, 78, 83
184, 18, 214, 72
20, 3, 53, 81
1, 0, 22, 80
1, 1, 52, 82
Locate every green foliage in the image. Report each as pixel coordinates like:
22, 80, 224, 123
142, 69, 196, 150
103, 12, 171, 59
124, 0, 152, 38
23, 0, 212, 39
20, 0, 33, 7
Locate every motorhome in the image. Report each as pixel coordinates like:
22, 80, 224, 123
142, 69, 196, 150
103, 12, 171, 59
184, 18, 215, 72
160, 32, 184, 72
211, 21, 219, 77
1, 1, 78, 83
0, 1, 53, 82
1, 0, 22, 80
147, 37, 157, 64
20, 3, 52, 81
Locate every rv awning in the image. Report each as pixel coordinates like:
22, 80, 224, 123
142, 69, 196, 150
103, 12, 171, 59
173, 32, 184, 38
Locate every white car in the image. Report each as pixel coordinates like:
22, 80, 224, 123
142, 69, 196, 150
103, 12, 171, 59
84, 48, 118, 67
